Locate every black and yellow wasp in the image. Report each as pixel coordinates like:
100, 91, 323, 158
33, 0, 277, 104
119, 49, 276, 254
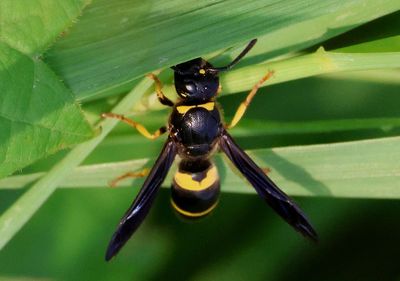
102, 39, 317, 261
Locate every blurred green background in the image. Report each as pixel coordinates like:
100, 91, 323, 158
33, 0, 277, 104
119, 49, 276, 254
1, 189, 400, 281
1, 1, 400, 280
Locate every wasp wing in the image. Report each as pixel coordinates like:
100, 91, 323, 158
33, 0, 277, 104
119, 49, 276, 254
219, 129, 317, 241
105, 138, 177, 261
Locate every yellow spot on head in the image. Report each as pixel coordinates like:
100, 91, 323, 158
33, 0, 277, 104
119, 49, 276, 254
199, 69, 206, 75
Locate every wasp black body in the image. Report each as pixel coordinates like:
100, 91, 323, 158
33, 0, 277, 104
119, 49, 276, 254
103, 39, 317, 261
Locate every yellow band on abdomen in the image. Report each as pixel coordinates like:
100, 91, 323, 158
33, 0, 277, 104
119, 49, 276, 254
173, 165, 218, 191
171, 199, 218, 218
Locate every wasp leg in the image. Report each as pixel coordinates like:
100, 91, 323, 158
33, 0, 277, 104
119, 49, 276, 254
225, 71, 274, 129
147, 73, 174, 107
216, 84, 222, 96
101, 113, 167, 140
109, 168, 150, 188
262, 167, 271, 175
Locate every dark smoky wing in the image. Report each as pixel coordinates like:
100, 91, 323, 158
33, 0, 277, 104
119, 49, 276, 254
219, 129, 317, 241
105, 138, 177, 261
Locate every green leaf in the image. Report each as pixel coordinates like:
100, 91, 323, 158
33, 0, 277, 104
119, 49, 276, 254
0, 76, 154, 252
45, 0, 400, 100
336, 35, 400, 52
323, 10, 400, 52
0, 0, 90, 55
324, 69, 400, 84
219, 51, 400, 96
2, 136, 400, 199
0, 44, 93, 178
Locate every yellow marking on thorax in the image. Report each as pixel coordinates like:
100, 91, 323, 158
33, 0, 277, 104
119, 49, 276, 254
176, 102, 215, 114
174, 166, 218, 191
171, 199, 218, 217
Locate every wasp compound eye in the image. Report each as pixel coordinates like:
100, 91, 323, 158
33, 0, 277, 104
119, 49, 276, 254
185, 81, 196, 93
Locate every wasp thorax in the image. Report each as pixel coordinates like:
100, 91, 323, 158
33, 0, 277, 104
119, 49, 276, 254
173, 58, 219, 103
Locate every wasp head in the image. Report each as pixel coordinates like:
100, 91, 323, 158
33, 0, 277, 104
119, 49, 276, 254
172, 58, 219, 103
171, 39, 258, 103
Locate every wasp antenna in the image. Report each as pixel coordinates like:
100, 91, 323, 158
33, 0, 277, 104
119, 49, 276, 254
170, 65, 188, 75
208, 39, 257, 73
170, 65, 180, 73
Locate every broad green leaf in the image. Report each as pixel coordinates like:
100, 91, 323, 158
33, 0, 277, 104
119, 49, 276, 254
0, 0, 90, 55
2, 136, 400, 200
0, 44, 93, 178
0, 0, 95, 178
45, 0, 400, 100
0, 76, 154, 251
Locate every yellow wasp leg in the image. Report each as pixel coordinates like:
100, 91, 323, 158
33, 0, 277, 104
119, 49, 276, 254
109, 168, 150, 188
147, 73, 174, 106
101, 113, 167, 140
225, 71, 274, 129
262, 167, 271, 175
216, 84, 222, 96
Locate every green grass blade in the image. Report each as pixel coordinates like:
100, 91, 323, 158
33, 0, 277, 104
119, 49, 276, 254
323, 11, 400, 52
136, 50, 400, 111
336, 35, 400, 53
220, 50, 400, 96
324, 69, 400, 84
45, 0, 400, 100
231, 118, 400, 136
0, 76, 154, 251
2, 136, 400, 199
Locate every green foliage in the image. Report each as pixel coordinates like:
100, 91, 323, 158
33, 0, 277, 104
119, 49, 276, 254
0, 0, 90, 54
45, 0, 399, 100
0, 0, 400, 280
0, 0, 94, 178
0, 78, 153, 250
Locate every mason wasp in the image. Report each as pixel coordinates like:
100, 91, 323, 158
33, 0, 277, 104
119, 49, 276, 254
102, 39, 317, 261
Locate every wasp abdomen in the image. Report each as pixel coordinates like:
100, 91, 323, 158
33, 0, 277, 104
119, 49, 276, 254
171, 159, 220, 218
